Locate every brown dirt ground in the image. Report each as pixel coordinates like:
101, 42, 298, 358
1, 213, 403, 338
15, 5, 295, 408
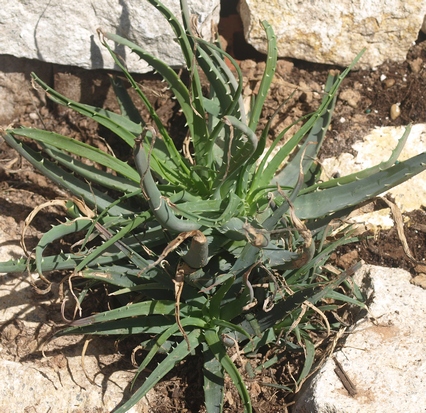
1, 5, 426, 413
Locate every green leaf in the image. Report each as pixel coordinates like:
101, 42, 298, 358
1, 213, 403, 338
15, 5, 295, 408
204, 329, 252, 413
294, 151, 426, 218
273, 73, 337, 189
8, 129, 140, 182
103, 29, 208, 165
35, 218, 92, 276
134, 137, 201, 232
3, 133, 135, 215
209, 276, 235, 319
297, 336, 315, 385
203, 345, 225, 413
100, 31, 193, 178
42, 144, 140, 193
248, 21, 277, 131
301, 123, 412, 192
65, 300, 178, 329
113, 329, 202, 413
31, 73, 141, 146
255, 50, 365, 191
110, 76, 144, 125
132, 317, 207, 385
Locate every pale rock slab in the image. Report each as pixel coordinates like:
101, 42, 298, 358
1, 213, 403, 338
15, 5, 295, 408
0, 224, 152, 412
0, 358, 151, 413
238, 0, 426, 69
0, 0, 220, 73
320, 123, 426, 229
293, 264, 426, 413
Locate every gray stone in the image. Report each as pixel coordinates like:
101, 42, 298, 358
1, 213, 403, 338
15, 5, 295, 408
238, 0, 426, 69
0, 222, 152, 412
0, 0, 220, 73
0, 358, 151, 412
293, 264, 426, 413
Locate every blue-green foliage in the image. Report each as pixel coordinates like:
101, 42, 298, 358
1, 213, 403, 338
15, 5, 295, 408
1, 0, 426, 412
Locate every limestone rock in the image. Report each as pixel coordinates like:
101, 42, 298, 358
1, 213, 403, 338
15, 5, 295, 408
293, 264, 426, 413
0, 358, 151, 413
238, 0, 426, 69
0, 220, 152, 412
0, 0, 220, 73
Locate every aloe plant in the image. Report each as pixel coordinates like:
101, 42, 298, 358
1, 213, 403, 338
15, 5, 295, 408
2, 0, 426, 412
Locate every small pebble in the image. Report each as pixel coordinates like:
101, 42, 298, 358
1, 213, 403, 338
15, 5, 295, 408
411, 274, 426, 289
339, 89, 361, 108
1, 323, 20, 341
409, 57, 423, 74
384, 78, 395, 88
390, 103, 401, 120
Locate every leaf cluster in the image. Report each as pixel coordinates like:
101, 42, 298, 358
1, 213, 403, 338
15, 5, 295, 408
1, 1, 426, 412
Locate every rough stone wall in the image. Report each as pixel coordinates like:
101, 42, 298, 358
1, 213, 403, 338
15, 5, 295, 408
239, 0, 426, 69
0, 0, 220, 72
0, 0, 220, 124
